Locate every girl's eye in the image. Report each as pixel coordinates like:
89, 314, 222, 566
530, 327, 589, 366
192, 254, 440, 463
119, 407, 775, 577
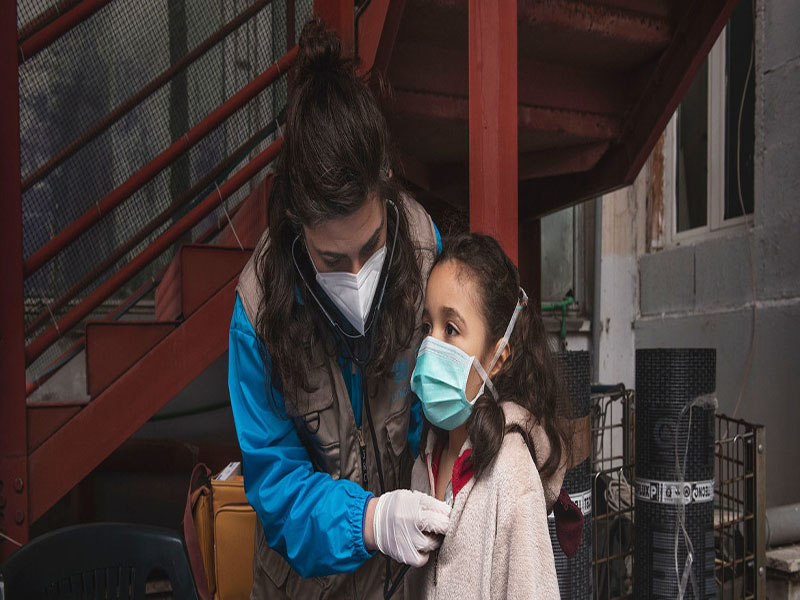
421, 322, 432, 335
445, 323, 458, 336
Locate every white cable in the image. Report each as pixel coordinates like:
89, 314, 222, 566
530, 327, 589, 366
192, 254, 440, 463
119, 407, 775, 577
216, 182, 244, 250
0, 531, 23, 548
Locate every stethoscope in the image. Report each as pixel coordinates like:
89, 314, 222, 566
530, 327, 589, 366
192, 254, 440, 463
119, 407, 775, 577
290, 198, 400, 367
290, 199, 409, 598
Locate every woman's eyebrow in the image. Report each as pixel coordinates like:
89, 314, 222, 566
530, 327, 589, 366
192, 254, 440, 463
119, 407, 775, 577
359, 210, 385, 254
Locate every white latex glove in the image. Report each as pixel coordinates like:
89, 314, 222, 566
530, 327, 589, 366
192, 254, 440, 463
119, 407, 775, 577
373, 489, 451, 567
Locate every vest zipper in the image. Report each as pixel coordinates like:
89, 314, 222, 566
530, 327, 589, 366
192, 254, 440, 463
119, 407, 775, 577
433, 547, 440, 586
356, 428, 368, 488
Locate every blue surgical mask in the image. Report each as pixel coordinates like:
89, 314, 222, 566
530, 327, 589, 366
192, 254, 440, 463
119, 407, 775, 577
410, 289, 528, 430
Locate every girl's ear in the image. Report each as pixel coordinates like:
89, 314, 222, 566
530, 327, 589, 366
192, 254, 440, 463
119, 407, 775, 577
489, 340, 511, 377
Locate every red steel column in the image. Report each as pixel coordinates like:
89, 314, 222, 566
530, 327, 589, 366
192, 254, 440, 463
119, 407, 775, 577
1, 0, 29, 559
468, 0, 518, 264
314, 0, 354, 57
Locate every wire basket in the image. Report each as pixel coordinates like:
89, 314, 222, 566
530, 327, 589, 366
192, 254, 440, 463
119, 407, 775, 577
590, 388, 765, 599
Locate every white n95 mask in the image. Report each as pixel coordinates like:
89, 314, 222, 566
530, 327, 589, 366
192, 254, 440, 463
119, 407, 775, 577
315, 245, 387, 335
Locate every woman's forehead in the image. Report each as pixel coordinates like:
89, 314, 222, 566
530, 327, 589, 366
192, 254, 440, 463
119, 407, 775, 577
303, 194, 384, 251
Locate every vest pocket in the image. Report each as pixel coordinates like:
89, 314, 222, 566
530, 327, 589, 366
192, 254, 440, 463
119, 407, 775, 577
384, 408, 413, 489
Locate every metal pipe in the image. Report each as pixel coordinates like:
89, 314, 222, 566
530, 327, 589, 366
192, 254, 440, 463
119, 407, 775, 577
24, 113, 281, 336
18, 0, 111, 64
25, 190, 247, 396
24, 46, 296, 278
767, 503, 800, 547
21, 0, 273, 192
541, 296, 574, 340
592, 196, 602, 379
17, 0, 84, 43
25, 136, 282, 365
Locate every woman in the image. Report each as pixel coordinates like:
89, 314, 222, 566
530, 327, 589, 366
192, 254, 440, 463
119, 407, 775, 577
228, 18, 450, 599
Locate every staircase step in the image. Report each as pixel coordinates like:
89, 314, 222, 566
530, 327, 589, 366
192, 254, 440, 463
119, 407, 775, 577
85, 321, 178, 398
27, 401, 86, 452
29, 276, 238, 523
155, 245, 252, 322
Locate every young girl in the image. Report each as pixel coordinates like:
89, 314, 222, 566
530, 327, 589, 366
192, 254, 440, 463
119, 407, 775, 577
404, 233, 571, 599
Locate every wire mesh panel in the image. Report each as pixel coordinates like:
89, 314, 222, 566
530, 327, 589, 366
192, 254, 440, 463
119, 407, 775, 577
715, 415, 766, 600
551, 351, 593, 599
18, 0, 312, 382
634, 348, 717, 600
591, 384, 635, 600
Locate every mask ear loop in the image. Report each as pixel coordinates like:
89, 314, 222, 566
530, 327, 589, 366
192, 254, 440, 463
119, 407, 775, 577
471, 287, 529, 403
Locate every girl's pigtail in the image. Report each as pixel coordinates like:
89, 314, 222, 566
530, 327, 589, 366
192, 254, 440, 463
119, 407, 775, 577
466, 393, 505, 479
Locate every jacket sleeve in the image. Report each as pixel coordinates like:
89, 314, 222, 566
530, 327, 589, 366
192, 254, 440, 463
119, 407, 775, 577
228, 294, 375, 578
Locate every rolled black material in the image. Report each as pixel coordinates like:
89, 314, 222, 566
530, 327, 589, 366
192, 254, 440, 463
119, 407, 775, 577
550, 351, 592, 599
634, 348, 716, 599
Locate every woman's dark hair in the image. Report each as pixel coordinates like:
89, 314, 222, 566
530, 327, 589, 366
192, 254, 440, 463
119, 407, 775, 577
255, 17, 422, 406
423, 233, 570, 481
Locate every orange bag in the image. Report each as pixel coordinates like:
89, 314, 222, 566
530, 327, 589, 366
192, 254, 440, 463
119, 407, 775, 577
184, 463, 258, 600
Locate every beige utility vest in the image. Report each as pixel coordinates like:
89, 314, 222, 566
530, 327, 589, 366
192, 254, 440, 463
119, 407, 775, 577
235, 197, 437, 599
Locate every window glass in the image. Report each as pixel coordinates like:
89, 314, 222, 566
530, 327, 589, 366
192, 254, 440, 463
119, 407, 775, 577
541, 206, 574, 303
676, 59, 709, 232
725, 0, 755, 220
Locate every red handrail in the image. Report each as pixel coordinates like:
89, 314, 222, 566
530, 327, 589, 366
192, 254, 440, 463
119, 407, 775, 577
25, 136, 283, 365
23, 46, 297, 278
21, 0, 273, 193
24, 119, 277, 337
18, 0, 111, 64
18, 0, 84, 43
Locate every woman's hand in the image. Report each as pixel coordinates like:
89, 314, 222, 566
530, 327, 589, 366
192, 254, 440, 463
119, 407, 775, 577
366, 490, 451, 567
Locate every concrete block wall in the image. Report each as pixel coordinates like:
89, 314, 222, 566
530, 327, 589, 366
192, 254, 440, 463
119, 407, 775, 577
632, 0, 800, 507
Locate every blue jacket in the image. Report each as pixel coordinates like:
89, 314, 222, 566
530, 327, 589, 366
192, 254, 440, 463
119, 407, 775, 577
227, 226, 440, 577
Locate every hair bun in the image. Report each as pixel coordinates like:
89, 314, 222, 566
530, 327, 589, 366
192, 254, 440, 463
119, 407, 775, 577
296, 16, 343, 75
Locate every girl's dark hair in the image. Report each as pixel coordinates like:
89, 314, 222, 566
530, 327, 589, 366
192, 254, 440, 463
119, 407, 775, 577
255, 18, 422, 406
424, 233, 570, 481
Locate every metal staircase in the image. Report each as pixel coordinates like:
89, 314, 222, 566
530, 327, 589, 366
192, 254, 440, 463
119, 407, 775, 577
2, 0, 739, 559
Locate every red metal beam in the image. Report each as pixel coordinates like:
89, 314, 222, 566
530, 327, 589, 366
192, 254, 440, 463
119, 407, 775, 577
519, 0, 737, 220
18, 0, 111, 64
27, 404, 83, 453
25, 136, 284, 366
17, 0, 84, 43
517, 0, 672, 47
468, 0, 518, 262
0, 0, 29, 559
393, 90, 620, 141
24, 47, 296, 279
390, 42, 629, 116
357, 0, 407, 75
28, 276, 239, 523
315, 0, 355, 56
519, 142, 610, 180
21, 0, 273, 193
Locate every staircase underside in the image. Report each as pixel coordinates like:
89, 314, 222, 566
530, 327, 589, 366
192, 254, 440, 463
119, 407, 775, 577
380, 0, 738, 218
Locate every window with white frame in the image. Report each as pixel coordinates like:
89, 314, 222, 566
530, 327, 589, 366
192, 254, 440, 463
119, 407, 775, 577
662, 0, 755, 245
